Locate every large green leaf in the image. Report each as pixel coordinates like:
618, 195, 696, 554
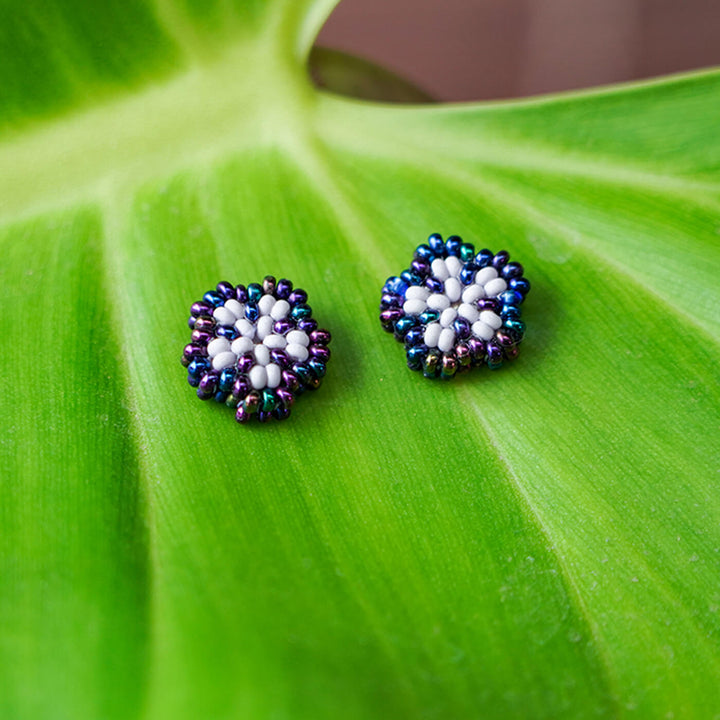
1, 1, 719, 718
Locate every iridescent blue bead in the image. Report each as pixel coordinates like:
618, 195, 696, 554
453, 317, 471, 339
276, 278, 293, 299
214, 390, 229, 403
499, 289, 523, 306
188, 358, 210, 377
202, 291, 224, 308
404, 327, 425, 347
428, 233, 445, 255
291, 304, 312, 321
459, 243, 475, 262
187, 372, 200, 387
288, 289, 308, 306
501, 305, 522, 321
445, 235, 462, 256
475, 249, 494, 267
406, 344, 428, 371
218, 367, 236, 392
504, 318, 526, 338
383, 276, 409, 296
293, 362, 312, 385
308, 359, 327, 378
273, 406, 291, 421
216, 325, 239, 340
244, 303, 259, 322
492, 250, 510, 270
216, 281, 235, 300
261, 389, 278, 413
394, 315, 417, 339
400, 270, 422, 285
501, 262, 524, 280
414, 244, 435, 261
234, 284, 248, 302
509, 277, 531, 296
419, 309, 440, 325
425, 277, 443, 294
459, 266, 476, 285
411, 258, 431, 277
247, 283, 263, 302
297, 318, 317, 333
257, 410, 272, 423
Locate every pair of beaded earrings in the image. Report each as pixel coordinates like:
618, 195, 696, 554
182, 233, 530, 423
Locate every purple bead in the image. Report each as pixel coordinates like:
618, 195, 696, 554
425, 277, 443, 294
190, 301, 213, 317
257, 410, 272, 423
282, 370, 300, 391
234, 284, 248, 302
236, 353, 254, 374
467, 337, 485, 359
270, 349, 291, 368
273, 319, 293, 335
235, 405, 250, 424
288, 289, 307, 306
273, 406, 291, 421
309, 345, 331, 363
216, 281, 235, 300
380, 293, 403, 309
191, 330, 213, 345
309, 329, 331, 345
380, 309, 403, 325
276, 278, 293, 299
276, 387, 295, 407
486, 340, 503, 365
193, 316, 215, 332
232, 376, 250, 398
411, 258, 431, 277
453, 317, 471, 339
297, 318, 317, 333
197, 372, 219, 399
492, 251, 510, 270
187, 315, 197, 329
477, 298, 500, 312
183, 343, 207, 361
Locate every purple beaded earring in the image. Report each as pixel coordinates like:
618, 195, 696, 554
182, 276, 331, 423
380, 233, 530, 379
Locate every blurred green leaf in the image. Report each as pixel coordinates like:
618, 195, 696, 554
1, 1, 719, 718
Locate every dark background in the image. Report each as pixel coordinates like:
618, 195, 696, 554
317, 0, 720, 101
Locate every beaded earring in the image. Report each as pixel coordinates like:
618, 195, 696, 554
183, 277, 331, 423
380, 233, 530, 379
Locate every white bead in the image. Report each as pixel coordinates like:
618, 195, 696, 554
254, 344, 270, 366
458, 303, 479, 323
431, 258, 449, 281
213, 306, 236, 326
263, 334, 287, 349
445, 256, 463, 277
249, 364, 267, 390
266, 363, 281, 389
475, 267, 498, 285
287, 330, 310, 347
462, 284, 485, 304
211, 351, 237, 371
444, 278, 462, 303
471, 321, 494, 340
270, 299, 290, 320
424, 322, 442, 348
479, 310, 502, 329
438, 327, 456, 353
405, 286, 430, 301
224, 299, 244, 319
484, 278, 508, 297
235, 318, 255, 338
258, 294, 276, 316
440, 307, 457, 327
427, 294, 451, 311
286, 343, 309, 361
207, 337, 230, 358
256, 315, 274, 340
403, 298, 426, 315
231, 336, 254, 355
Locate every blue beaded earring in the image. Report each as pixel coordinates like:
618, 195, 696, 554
182, 276, 331, 423
380, 233, 530, 379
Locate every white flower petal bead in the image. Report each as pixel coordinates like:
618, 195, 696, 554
287, 330, 310, 347
286, 343, 309, 361
405, 286, 430, 301
424, 322, 442, 348
212, 351, 237, 371
445, 256, 463, 278
471, 321, 494, 340
258, 294, 276, 316
249, 364, 267, 390
431, 258, 449, 281
207, 337, 230, 358
270, 299, 290, 320
462, 284, 485, 304
484, 278, 508, 297
457, 303, 479, 323
474, 266, 498, 285
224, 299, 245, 319
438, 327, 456, 353
213, 306, 236, 326
255, 315, 274, 340
263, 334, 287, 349
440, 307, 458, 327
235, 318, 255, 338
403, 298, 427, 315
231, 336, 254, 355
479, 310, 502, 329
444, 278, 462, 303
427, 293, 451, 311
253, 344, 271, 366
265, 363, 281, 389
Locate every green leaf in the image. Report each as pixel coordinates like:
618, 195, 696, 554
1, 2, 719, 718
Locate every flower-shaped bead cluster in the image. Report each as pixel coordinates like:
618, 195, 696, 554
182, 277, 331, 422
380, 234, 530, 379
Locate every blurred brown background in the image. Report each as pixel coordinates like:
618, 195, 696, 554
317, 0, 720, 101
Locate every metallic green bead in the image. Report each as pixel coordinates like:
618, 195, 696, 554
460, 244, 475, 262
261, 389, 278, 413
